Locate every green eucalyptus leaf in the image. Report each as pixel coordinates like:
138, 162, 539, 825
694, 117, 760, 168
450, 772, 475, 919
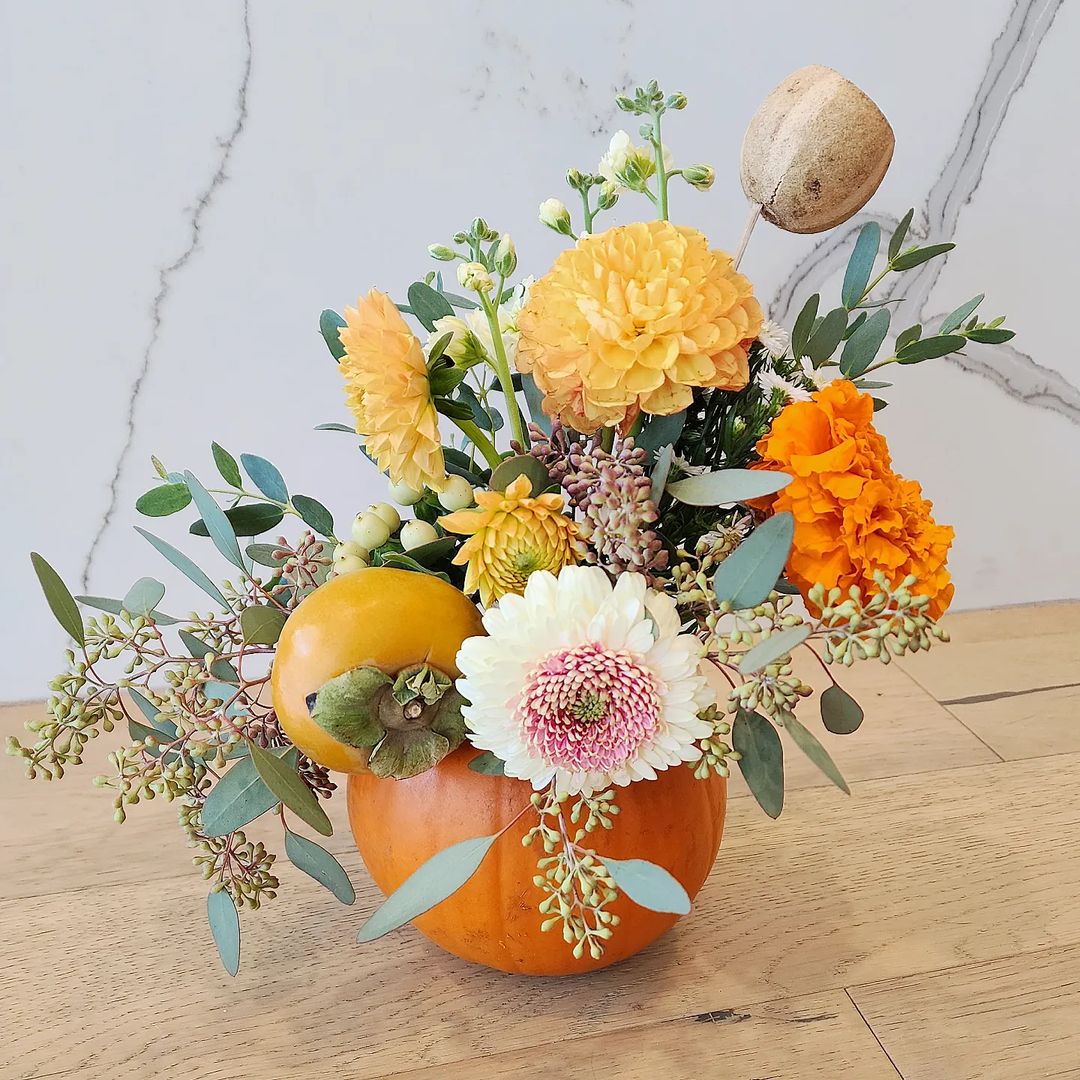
240, 454, 288, 504
489, 454, 551, 496
314, 422, 356, 433
599, 856, 691, 915
873, 397, 888, 412
292, 494, 335, 538
190, 503, 285, 538
248, 741, 332, 837
378, 552, 451, 582
135, 483, 192, 517
841, 222, 881, 309
967, 327, 1015, 345
791, 294, 819, 360
805, 307, 848, 365
839, 308, 891, 378
211, 442, 243, 488
134, 527, 228, 607
426, 331, 455, 366
357, 833, 500, 942
122, 577, 166, 618
636, 410, 687, 455
201, 747, 297, 836
467, 751, 506, 776
712, 512, 794, 611
76, 593, 180, 625
666, 468, 790, 507
938, 294, 984, 335
441, 289, 480, 310
403, 537, 458, 567
407, 281, 454, 331
184, 473, 244, 569
207, 889, 240, 977
733, 709, 784, 819
30, 553, 84, 646
179, 630, 240, 684
126, 688, 175, 735
245, 543, 285, 568
435, 397, 475, 422
738, 625, 811, 674
821, 683, 865, 734
888, 208, 914, 261
896, 334, 966, 364
894, 324, 922, 353
520, 373, 551, 435
319, 310, 346, 360
890, 242, 954, 271
239, 604, 288, 646
782, 714, 850, 794
843, 311, 868, 340
285, 830, 355, 905
442, 448, 485, 485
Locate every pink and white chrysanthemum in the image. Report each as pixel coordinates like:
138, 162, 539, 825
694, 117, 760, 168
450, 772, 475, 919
455, 566, 714, 797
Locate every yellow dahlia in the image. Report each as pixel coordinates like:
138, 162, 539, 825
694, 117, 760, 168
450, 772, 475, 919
516, 220, 763, 433
438, 475, 581, 606
338, 289, 446, 491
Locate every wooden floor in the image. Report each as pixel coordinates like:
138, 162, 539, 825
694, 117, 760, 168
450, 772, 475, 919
3, 602, 1079, 1079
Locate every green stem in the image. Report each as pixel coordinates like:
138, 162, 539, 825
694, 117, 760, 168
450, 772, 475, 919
600, 426, 615, 453
450, 417, 501, 469
578, 188, 595, 233
480, 281, 528, 448
855, 265, 893, 308
861, 356, 899, 375
653, 110, 669, 221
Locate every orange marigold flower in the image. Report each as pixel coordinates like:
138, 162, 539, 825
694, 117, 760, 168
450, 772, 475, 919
755, 380, 954, 619
438, 475, 582, 606
516, 221, 763, 433
338, 289, 446, 492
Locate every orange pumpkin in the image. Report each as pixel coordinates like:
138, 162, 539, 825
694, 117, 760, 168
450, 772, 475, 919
348, 749, 727, 975
271, 568, 485, 774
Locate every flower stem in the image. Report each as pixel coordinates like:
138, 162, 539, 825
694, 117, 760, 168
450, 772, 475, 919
480, 281, 528, 448
578, 188, 595, 233
450, 417, 502, 469
653, 110, 669, 221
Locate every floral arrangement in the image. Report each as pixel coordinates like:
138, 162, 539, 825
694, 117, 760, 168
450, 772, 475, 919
9, 71, 1016, 977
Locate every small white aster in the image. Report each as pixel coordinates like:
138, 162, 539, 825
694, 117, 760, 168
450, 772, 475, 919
455, 566, 713, 797
757, 367, 810, 403
757, 318, 791, 358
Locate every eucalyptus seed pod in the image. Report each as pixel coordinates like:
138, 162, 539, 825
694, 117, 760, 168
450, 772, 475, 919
740, 65, 894, 234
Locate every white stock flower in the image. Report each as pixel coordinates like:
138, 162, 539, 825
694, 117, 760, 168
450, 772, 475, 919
597, 130, 673, 188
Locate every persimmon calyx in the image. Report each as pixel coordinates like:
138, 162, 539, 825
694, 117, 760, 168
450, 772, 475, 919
307, 663, 466, 779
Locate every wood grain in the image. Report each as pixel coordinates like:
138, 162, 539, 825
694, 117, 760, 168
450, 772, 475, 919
851, 944, 1080, 1080
946, 684, 1080, 761
396, 991, 902, 1080
3, 750, 1079, 1078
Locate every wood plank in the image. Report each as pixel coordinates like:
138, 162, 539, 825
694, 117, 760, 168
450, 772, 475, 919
851, 944, 1080, 1080
938, 601, 1080, 644
896, 627, 1080, 701
947, 684, 1080, 761
3, 752, 1079, 1079
394, 991, 900, 1080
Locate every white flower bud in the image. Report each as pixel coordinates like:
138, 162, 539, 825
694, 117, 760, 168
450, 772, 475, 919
538, 197, 573, 236
457, 261, 494, 294
682, 163, 715, 191
596, 182, 619, 210
427, 243, 456, 261
494, 233, 517, 276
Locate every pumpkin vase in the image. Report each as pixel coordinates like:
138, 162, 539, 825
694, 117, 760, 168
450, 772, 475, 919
348, 748, 727, 975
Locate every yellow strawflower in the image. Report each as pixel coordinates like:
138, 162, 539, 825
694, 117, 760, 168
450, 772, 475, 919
338, 289, 446, 491
439, 475, 581, 606
516, 220, 763, 432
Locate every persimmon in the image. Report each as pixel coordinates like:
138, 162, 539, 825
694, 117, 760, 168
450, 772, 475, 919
348, 749, 727, 975
271, 568, 485, 775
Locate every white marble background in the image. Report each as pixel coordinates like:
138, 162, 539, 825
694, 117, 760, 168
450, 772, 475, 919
1, 0, 1076, 702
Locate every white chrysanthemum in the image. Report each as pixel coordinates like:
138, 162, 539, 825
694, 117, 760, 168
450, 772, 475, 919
757, 318, 791, 358
455, 566, 713, 797
757, 367, 810, 403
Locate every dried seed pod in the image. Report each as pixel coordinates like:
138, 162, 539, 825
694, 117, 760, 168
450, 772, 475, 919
740, 65, 894, 234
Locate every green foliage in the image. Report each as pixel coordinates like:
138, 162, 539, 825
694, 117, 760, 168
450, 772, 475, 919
738, 624, 811, 674
733, 709, 784, 819
185, 472, 244, 569
407, 281, 454, 331
666, 468, 790, 507
202, 749, 297, 837
249, 741, 332, 837
212, 442, 243, 488
782, 714, 849, 794
190, 503, 285, 538
134, 527, 228, 607
122, 577, 166, 618
319, 310, 346, 360
840, 309, 891, 377
241, 454, 289, 504
357, 833, 499, 942
467, 751, 506, 775
30, 553, 84, 646
291, 494, 334, 538
239, 604, 288, 645
207, 888, 241, 976
285, 830, 355, 905
599, 857, 690, 915
136, 483, 192, 517
489, 454, 550, 496
841, 222, 880, 309
821, 684, 864, 734
712, 512, 794, 610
